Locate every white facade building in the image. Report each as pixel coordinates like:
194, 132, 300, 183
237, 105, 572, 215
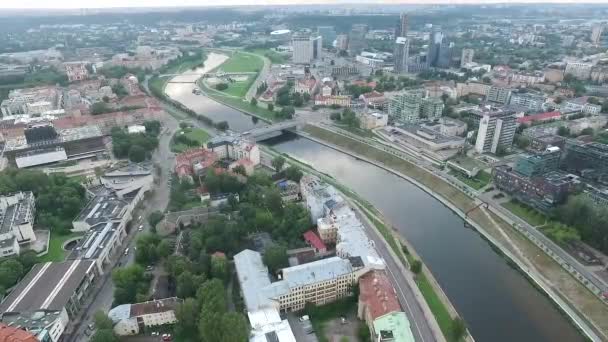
0, 192, 36, 258
292, 33, 322, 64
474, 110, 517, 154
565, 62, 593, 80
109, 298, 181, 336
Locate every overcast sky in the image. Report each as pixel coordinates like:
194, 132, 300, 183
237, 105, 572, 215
1, 0, 607, 8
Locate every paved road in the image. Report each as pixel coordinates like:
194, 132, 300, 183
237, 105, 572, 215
353, 206, 439, 342
71, 115, 179, 342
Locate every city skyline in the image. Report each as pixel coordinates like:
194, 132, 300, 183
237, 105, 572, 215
3, 0, 608, 9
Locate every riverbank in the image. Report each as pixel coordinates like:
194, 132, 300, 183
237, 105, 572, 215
261, 146, 467, 342
301, 124, 607, 342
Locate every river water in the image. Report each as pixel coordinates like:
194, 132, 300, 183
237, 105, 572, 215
164, 52, 262, 132
164, 55, 584, 342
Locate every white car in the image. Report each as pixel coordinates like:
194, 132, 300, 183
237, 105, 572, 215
138, 225, 144, 231
299, 315, 309, 322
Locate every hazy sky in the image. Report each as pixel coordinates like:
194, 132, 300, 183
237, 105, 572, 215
1, 0, 608, 8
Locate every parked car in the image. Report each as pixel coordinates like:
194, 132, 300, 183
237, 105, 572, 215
299, 315, 309, 322
138, 225, 144, 231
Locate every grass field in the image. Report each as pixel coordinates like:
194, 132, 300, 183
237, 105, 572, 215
415, 272, 457, 341
449, 170, 492, 190
171, 127, 210, 153
222, 76, 255, 97
200, 84, 276, 121
38, 232, 84, 262
502, 200, 548, 226
219, 52, 264, 73
248, 48, 288, 64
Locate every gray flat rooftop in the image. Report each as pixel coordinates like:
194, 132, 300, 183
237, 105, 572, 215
75, 189, 130, 226
0, 260, 95, 313
4, 125, 103, 152
68, 222, 121, 260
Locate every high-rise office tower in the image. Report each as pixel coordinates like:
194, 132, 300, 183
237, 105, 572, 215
317, 26, 336, 48
394, 37, 410, 74
474, 110, 517, 154
460, 48, 474, 67
348, 24, 368, 56
292, 33, 322, 64
395, 13, 409, 37
437, 41, 454, 69
591, 24, 603, 46
427, 28, 443, 67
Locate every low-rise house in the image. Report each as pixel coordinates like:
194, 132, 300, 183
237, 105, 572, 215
358, 112, 388, 129
108, 298, 182, 336
303, 230, 327, 254
359, 91, 386, 110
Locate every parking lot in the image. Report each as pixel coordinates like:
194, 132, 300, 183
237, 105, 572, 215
286, 314, 318, 342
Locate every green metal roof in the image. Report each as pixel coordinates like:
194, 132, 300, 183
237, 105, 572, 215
372, 311, 416, 342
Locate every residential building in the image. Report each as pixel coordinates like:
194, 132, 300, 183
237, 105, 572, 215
314, 95, 351, 107
393, 37, 410, 74
422, 117, 467, 136
565, 62, 592, 80
584, 185, 608, 206
421, 96, 444, 120
395, 13, 408, 37
372, 312, 416, 342
1, 86, 61, 116
348, 24, 368, 56
530, 134, 566, 152
207, 134, 261, 174
510, 71, 545, 85
591, 24, 604, 45
460, 49, 474, 67
317, 26, 336, 48
358, 271, 400, 324
456, 81, 490, 97
0, 192, 36, 258
486, 85, 513, 104
514, 147, 561, 178
509, 92, 546, 111
359, 91, 387, 110
517, 111, 562, 126
294, 78, 317, 95
388, 89, 424, 123
355, 55, 384, 68
358, 112, 388, 129
561, 97, 602, 115
63, 62, 89, 83
108, 298, 182, 336
378, 125, 465, 159
303, 230, 327, 254
590, 66, 608, 83
0, 260, 98, 342
544, 68, 564, 83
474, 110, 517, 154
0, 323, 39, 342
292, 33, 322, 64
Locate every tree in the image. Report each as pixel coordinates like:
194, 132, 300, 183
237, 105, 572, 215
279, 106, 295, 119
263, 244, 288, 274
215, 83, 228, 91
128, 145, 146, 163
90, 329, 118, 342
144, 120, 161, 136
148, 211, 164, 228
514, 135, 531, 149
91, 102, 112, 115
232, 165, 247, 176
196, 279, 226, 313
135, 233, 162, 265
292, 92, 304, 107
580, 127, 594, 136
215, 121, 229, 131
0, 259, 24, 289
284, 165, 303, 182
175, 298, 199, 338
557, 126, 570, 137
219, 313, 249, 342
267, 103, 274, 111
250, 97, 258, 106
112, 264, 149, 305
94, 311, 113, 330
410, 259, 422, 275
271, 155, 286, 172
450, 318, 467, 341
177, 271, 199, 298
102, 95, 110, 103
210, 255, 228, 282
157, 239, 173, 259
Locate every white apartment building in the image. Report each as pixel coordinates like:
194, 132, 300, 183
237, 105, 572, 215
565, 62, 593, 80
207, 135, 261, 166
509, 92, 546, 111
64, 62, 89, 83
487, 86, 513, 104
460, 48, 474, 67
358, 112, 388, 129
0, 192, 36, 258
292, 33, 322, 64
456, 81, 490, 97
109, 298, 181, 336
510, 71, 545, 85
0, 87, 61, 116
474, 110, 517, 154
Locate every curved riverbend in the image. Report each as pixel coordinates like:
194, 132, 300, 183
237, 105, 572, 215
163, 55, 584, 342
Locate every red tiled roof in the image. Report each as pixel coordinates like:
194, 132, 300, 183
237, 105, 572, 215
358, 271, 401, 321
517, 111, 561, 124
303, 230, 327, 251
361, 91, 384, 99
0, 324, 38, 342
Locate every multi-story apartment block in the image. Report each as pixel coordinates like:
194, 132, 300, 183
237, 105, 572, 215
292, 33, 322, 64
1, 86, 62, 116
510, 71, 545, 85
388, 89, 424, 123
563, 140, 608, 181
456, 81, 490, 97
460, 48, 474, 67
509, 92, 546, 111
474, 110, 517, 154
63, 62, 89, 83
0, 192, 36, 258
421, 96, 444, 120
565, 62, 593, 80
348, 24, 368, 56
335, 34, 349, 52
486, 85, 513, 104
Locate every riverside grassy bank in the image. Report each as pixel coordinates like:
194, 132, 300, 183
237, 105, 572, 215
301, 124, 608, 341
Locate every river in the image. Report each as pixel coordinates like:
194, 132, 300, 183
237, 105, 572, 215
164, 52, 262, 132
164, 55, 584, 342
